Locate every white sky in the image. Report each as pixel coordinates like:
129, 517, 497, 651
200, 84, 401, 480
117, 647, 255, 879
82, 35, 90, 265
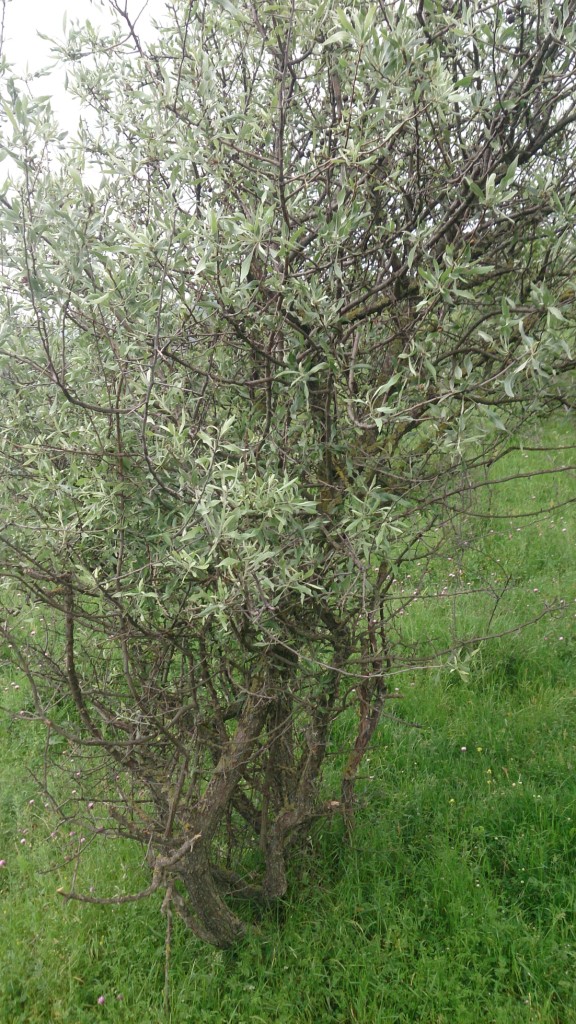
3, 0, 165, 126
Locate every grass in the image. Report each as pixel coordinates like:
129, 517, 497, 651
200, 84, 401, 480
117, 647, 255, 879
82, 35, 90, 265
1, 418, 575, 1024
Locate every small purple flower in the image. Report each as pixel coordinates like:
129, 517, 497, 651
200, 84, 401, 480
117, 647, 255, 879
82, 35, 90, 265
0, 859, 6, 868
97, 995, 106, 1005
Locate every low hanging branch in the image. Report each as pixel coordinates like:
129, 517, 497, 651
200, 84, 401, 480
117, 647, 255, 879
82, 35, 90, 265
57, 833, 202, 905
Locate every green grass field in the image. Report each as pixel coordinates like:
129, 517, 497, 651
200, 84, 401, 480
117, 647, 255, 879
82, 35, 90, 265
1, 420, 575, 1024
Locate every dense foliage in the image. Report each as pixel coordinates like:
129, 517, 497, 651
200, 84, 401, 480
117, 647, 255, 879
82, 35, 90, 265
0, 0, 575, 945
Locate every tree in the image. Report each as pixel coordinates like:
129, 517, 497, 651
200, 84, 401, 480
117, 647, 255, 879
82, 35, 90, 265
0, 0, 575, 947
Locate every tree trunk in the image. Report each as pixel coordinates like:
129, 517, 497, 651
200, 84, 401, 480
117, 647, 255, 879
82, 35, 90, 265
177, 845, 247, 948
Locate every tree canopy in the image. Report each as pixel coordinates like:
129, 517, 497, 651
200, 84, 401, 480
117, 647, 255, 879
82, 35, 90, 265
0, 0, 575, 946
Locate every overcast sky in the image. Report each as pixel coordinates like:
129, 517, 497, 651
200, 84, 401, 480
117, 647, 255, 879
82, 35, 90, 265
3, 0, 165, 125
